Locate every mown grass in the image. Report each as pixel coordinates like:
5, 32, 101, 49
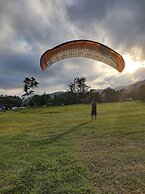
0, 101, 145, 193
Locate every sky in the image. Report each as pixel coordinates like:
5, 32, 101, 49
0, 0, 145, 96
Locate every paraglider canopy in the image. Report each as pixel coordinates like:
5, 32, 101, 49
40, 40, 125, 72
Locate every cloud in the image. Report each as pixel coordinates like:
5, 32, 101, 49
132, 67, 145, 82
0, 0, 145, 96
67, 0, 145, 60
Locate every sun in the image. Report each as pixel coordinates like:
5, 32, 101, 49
123, 55, 142, 73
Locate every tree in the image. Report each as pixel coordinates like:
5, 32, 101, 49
0, 95, 22, 110
23, 77, 39, 98
89, 89, 102, 102
68, 81, 76, 93
138, 85, 145, 101
67, 77, 90, 103
102, 87, 118, 102
116, 89, 128, 101
75, 77, 90, 94
67, 77, 90, 94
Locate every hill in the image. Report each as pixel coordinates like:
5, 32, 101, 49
47, 80, 145, 96
115, 79, 145, 92
48, 91, 64, 98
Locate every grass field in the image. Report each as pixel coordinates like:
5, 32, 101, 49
0, 101, 145, 193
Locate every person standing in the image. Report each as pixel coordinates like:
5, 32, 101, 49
91, 101, 97, 119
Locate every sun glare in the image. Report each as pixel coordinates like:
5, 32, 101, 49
123, 55, 142, 73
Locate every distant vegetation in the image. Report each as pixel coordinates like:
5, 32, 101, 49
0, 77, 145, 110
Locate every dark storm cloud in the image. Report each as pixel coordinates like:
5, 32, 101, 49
0, 50, 36, 73
0, 48, 40, 90
0, 75, 21, 89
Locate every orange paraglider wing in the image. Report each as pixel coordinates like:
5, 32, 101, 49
40, 40, 125, 72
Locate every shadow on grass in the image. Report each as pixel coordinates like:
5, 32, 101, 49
50, 121, 90, 143
31, 121, 90, 147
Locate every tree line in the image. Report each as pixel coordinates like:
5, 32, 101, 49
23, 76, 145, 106
0, 76, 145, 109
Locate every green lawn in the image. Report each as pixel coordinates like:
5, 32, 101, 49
0, 101, 145, 193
